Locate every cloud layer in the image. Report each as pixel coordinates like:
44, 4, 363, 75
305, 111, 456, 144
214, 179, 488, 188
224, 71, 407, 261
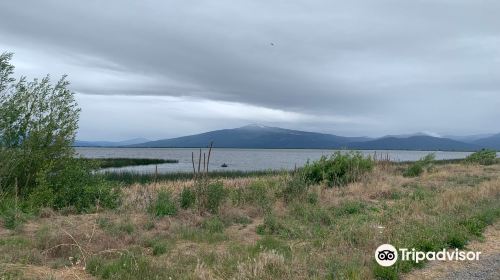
1, 0, 499, 140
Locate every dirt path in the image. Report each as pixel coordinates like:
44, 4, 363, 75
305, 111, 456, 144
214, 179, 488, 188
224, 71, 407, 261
403, 223, 500, 280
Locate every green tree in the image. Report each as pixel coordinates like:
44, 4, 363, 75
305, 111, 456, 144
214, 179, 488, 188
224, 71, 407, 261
0, 52, 80, 196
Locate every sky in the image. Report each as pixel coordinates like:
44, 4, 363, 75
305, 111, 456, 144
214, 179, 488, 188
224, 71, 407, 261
1, 0, 499, 141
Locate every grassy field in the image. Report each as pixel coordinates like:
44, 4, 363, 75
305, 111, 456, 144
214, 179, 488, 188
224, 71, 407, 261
1, 161, 499, 279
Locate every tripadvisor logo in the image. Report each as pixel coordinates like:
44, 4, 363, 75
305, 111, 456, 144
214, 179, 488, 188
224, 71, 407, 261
375, 244, 398, 267
375, 244, 482, 267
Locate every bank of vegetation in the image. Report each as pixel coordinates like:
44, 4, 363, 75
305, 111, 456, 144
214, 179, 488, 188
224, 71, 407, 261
82, 158, 178, 169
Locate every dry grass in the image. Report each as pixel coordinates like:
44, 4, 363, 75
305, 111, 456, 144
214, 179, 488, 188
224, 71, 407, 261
1, 162, 499, 279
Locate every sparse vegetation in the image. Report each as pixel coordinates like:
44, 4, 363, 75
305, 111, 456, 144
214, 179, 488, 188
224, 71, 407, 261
465, 149, 498, 165
403, 153, 436, 177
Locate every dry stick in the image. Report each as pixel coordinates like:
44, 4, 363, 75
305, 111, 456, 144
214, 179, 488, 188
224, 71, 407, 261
154, 164, 158, 184
198, 148, 202, 174
206, 141, 213, 174
192, 152, 196, 177
61, 229, 89, 266
203, 153, 206, 173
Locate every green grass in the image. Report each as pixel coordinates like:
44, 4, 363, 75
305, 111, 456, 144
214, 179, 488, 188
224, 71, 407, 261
87, 252, 170, 279
102, 169, 287, 184
148, 190, 178, 217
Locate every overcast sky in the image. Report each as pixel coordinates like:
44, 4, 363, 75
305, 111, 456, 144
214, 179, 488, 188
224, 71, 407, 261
1, 0, 499, 141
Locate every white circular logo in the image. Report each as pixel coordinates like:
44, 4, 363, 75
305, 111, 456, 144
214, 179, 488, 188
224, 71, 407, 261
375, 244, 398, 267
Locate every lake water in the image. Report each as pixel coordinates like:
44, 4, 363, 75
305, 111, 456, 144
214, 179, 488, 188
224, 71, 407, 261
75, 147, 479, 174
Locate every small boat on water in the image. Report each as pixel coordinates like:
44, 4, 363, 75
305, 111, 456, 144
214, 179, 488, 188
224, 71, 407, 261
221, 163, 228, 168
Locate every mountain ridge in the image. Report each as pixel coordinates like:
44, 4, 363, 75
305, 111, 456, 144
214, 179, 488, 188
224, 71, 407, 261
117, 125, 497, 151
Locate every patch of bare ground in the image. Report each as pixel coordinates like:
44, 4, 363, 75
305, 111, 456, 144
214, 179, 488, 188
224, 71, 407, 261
226, 217, 263, 245
403, 222, 500, 280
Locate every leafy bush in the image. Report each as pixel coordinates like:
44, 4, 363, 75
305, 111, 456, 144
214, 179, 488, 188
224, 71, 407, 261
179, 187, 196, 209
465, 149, 497, 166
302, 151, 374, 187
206, 182, 226, 214
0, 53, 120, 213
29, 159, 121, 212
0, 52, 80, 196
403, 153, 435, 177
195, 180, 227, 214
148, 190, 177, 217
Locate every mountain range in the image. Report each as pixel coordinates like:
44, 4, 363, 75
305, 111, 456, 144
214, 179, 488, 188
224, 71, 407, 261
75, 125, 496, 151
74, 138, 150, 147
74, 125, 499, 151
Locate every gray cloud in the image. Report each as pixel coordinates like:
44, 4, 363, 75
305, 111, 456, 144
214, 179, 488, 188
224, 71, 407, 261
1, 0, 499, 140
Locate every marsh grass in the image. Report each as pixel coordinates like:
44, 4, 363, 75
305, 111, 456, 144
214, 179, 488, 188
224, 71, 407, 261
82, 158, 178, 169
102, 169, 288, 184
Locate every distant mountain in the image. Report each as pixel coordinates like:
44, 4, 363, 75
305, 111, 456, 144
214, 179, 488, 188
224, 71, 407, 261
130, 125, 370, 149
128, 125, 488, 151
444, 134, 495, 143
347, 136, 480, 151
472, 133, 500, 150
380, 132, 440, 139
74, 138, 150, 147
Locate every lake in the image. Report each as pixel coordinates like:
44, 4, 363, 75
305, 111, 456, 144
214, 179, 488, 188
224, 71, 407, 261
75, 147, 480, 174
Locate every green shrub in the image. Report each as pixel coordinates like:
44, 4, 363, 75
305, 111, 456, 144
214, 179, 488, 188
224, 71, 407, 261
283, 174, 309, 203
118, 221, 135, 234
201, 216, 225, 233
256, 214, 297, 238
148, 190, 177, 217
403, 153, 435, 177
143, 238, 171, 256
195, 180, 227, 214
30, 159, 121, 212
307, 192, 319, 205
245, 180, 274, 212
255, 236, 291, 259
302, 151, 374, 187
0, 197, 29, 230
465, 149, 497, 166
179, 187, 196, 209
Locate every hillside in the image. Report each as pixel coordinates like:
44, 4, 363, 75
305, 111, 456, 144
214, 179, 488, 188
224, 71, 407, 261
347, 136, 481, 151
130, 125, 487, 151
473, 133, 500, 150
130, 125, 370, 149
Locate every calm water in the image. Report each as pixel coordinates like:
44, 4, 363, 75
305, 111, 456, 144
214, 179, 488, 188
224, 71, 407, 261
76, 147, 479, 174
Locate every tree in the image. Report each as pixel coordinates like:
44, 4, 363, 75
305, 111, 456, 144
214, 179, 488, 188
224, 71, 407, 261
0, 52, 80, 196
